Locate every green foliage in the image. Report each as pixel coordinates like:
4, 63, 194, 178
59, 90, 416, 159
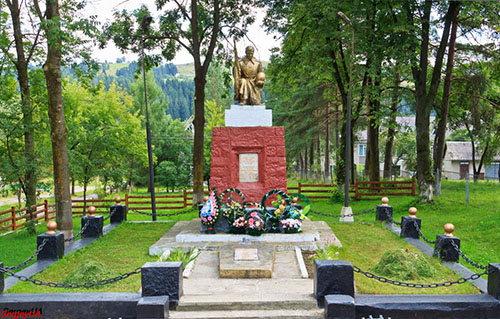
163, 248, 200, 269
372, 248, 436, 281
330, 189, 344, 204
62, 260, 115, 288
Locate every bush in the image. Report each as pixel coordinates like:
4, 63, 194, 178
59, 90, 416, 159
330, 188, 344, 203
372, 248, 436, 280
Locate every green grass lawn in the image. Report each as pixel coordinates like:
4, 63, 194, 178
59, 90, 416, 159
7, 223, 172, 293
324, 222, 478, 294
1, 180, 498, 294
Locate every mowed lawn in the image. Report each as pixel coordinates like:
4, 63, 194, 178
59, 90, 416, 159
1, 180, 498, 294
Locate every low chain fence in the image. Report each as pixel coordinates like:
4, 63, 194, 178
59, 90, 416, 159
2, 239, 47, 271
0, 265, 141, 288
128, 208, 195, 217
309, 207, 377, 218
450, 240, 488, 270
353, 264, 490, 288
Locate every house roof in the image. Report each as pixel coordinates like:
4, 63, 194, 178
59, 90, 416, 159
445, 141, 500, 161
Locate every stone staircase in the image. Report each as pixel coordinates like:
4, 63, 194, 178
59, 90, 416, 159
167, 244, 325, 318
169, 294, 323, 319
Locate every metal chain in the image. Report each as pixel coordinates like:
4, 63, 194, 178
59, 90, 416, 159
309, 207, 376, 218
4, 239, 48, 271
412, 219, 436, 245
450, 240, 488, 270
64, 220, 91, 242
353, 265, 489, 288
129, 208, 193, 217
387, 216, 402, 226
0, 265, 141, 288
103, 206, 118, 221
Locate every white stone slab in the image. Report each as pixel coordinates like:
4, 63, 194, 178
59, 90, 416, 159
340, 206, 354, 223
295, 247, 308, 279
225, 104, 272, 127
235, 248, 259, 261
175, 232, 320, 243
239, 153, 259, 182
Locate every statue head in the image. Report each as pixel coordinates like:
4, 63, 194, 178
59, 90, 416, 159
245, 46, 255, 59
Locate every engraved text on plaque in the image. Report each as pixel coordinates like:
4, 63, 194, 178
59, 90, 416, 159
239, 153, 259, 182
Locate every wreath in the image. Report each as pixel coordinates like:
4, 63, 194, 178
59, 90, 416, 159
219, 188, 246, 222
200, 191, 219, 229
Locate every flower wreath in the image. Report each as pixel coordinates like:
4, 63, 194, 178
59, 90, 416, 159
200, 191, 219, 227
219, 188, 246, 222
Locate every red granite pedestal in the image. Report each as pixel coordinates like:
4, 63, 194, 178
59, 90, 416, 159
210, 126, 287, 203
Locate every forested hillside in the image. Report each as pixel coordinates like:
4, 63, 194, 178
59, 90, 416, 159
65, 61, 196, 121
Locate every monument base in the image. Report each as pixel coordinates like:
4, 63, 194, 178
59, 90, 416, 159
225, 104, 272, 127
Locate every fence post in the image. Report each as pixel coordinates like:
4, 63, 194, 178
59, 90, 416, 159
37, 221, 64, 260
466, 173, 470, 205
183, 190, 187, 208
141, 261, 182, 309
44, 200, 49, 222
411, 177, 416, 196
125, 193, 129, 210
488, 263, 500, 300
11, 206, 16, 231
314, 260, 354, 308
298, 182, 302, 194
354, 181, 359, 200
433, 223, 460, 262
400, 207, 421, 239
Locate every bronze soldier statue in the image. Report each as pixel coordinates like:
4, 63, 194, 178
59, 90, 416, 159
233, 41, 266, 105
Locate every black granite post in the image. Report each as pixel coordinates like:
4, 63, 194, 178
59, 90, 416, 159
110, 205, 127, 224
136, 296, 169, 319
141, 262, 183, 308
314, 260, 354, 308
487, 263, 500, 300
433, 235, 460, 262
81, 215, 104, 238
400, 216, 422, 239
376, 205, 393, 222
37, 232, 64, 260
324, 295, 355, 319
0, 262, 4, 295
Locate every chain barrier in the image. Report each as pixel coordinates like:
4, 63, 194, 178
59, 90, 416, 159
3, 239, 48, 271
103, 206, 118, 221
309, 206, 376, 218
129, 208, 193, 217
450, 240, 488, 270
0, 265, 141, 288
64, 220, 91, 242
387, 216, 402, 226
353, 264, 490, 288
412, 219, 436, 245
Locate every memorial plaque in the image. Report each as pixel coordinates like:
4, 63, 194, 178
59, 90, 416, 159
239, 153, 259, 182
234, 248, 259, 261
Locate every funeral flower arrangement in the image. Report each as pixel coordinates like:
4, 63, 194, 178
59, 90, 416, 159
280, 218, 302, 233
199, 188, 310, 236
200, 192, 218, 231
246, 210, 265, 236
231, 216, 247, 234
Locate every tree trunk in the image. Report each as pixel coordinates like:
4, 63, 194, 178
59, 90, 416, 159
192, 74, 206, 205
434, 8, 459, 191
71, 179, 75, 195
367, 67, 381, 183
411, 0, 459, 201
383, 68, 400, 179
309, 142, 314, 179
8, 0, 37, 232
43, 0, 73, 238
324, 102, 330, 183
128, 158, 134, 193
304, 147, 308, 179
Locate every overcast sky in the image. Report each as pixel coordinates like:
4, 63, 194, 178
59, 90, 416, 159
89, 0, 280, 64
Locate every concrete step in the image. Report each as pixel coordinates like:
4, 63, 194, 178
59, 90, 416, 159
169, 309, 324, 319
176, 294, 318, 311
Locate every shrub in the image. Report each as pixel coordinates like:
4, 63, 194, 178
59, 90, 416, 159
372, 248, 436, 280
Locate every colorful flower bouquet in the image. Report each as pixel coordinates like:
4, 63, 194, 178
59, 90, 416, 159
230, 216, 247, 234
280, 218, 302, 233
200, 192, 218, 233
246, 210, 265, 236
